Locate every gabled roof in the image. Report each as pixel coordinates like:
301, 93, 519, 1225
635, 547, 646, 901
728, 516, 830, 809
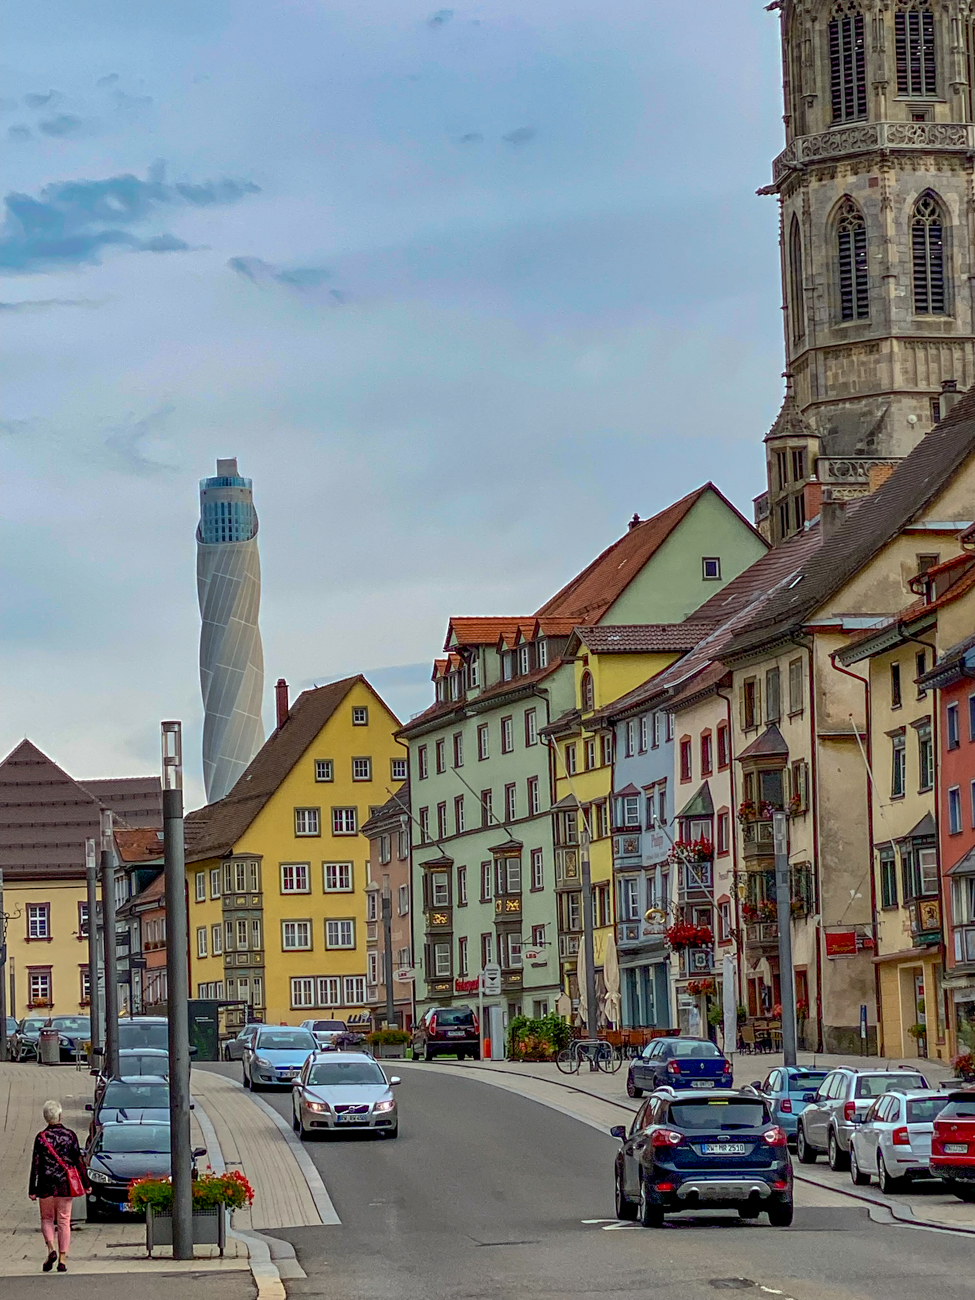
81, 776, 162, 828
737, 724, 789, 761
446, 618, 530, 649
725, 389, 975, 658
569, 624, 716, 656
918, 631, 975, 690
535, 484, 760, 623
897, 812, 936, 843
0, 739, 108, 881
185, 676, 389, 862
676, 781, 714, 820
361, 782, 410, 837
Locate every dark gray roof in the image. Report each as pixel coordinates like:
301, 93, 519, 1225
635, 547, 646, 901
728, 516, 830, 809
572, 624, 716, 655
361, 783, 410, 837
737, 724, 789, 761
676, 782, 714, 820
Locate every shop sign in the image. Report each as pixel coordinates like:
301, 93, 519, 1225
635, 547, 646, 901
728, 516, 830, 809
825, 929, 857, 958
455, 977, 479, 993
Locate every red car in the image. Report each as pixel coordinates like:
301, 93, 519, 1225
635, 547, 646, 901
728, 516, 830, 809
930, 1091, 975, 1201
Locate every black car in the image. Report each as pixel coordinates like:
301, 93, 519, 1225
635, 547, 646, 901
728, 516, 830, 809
611, 1088, 794, 1227
86, 1076, 173, 1137
90, 1049, 171, 1103
117, 1018, 171, 1052
85, 1122, 206, 1219
411, 1006, 480, 1061
46, 1016, 91, 1062
626, 1037, 733, 1097
11, 1017, 47, 1061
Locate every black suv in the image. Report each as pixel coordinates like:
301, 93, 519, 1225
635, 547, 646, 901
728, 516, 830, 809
411, 1006, 480, 1061
611, 1088, 794, 1227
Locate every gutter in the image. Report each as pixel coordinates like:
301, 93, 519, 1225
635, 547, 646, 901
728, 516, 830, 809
716, 683, 744, 1015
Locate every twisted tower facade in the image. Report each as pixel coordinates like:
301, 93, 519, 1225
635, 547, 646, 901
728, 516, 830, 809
197, 458, 265, 803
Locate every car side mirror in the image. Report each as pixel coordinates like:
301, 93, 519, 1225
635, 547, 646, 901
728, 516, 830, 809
389, 1077, 401, 1086
193, 1147, 207, 1159
610, 1125, 627, 1139
802, 1091, 817, 1102
84, 1104, 93, 1111
750, 1081, 763, 1090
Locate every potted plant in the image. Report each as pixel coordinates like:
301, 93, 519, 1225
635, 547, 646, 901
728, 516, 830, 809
952, 1051, 975, 1082
129, 1170, 254, 1257
907, 1022, 927, 1057
737, 800, 757, 825
664, 921, 713, 951
366, 1027, 410, 1059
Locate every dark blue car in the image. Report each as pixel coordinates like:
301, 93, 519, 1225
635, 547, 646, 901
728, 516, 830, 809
627, 1037, 733, 1097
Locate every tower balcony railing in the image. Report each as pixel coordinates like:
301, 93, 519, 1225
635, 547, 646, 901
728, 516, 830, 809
816, 456, 901, 487
772, 121, 975, 184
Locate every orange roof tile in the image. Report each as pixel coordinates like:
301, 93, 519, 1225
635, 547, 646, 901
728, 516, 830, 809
114, 827, 164, 863
445, 618, 532, 649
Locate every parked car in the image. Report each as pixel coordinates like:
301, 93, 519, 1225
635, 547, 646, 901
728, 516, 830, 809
849, 1089, 946, 1191
292, 1051, 400, 1139
931, 1090, 975, 1201
223, 1023, 261, 1061
750, 1067, 830, 1145
4, 1016, 16, 1038
612, 1088, 793, 1227
626, 1038, 733, 1097
117, 1018, 171, 1052
11, 1017, 47, 1061
86, 1076, 172, 1136
410, 1006, 480, 1061
90, 1049, 171, 1104
242, 1027, 317, 1089
46, 1016, 91, 1062
796, 1067, 929, 1169
85, 1122, 206, 1219
299, 1019, 348, 1051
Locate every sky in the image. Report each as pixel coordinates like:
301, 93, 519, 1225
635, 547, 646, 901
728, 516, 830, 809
0, 1, 786, 809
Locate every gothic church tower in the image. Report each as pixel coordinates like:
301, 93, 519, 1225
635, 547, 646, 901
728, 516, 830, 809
763, 0, 975, 543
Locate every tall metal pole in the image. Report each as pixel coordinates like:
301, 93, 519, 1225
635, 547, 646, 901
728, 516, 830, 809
162, 721, 192, 1261
100, 809, 120, 1080
773, 812, 798, 1067
381, 880, 395, 1028
0, 868, 7, 1063
85, 839, 102, 1055
580, 827, 598, 1043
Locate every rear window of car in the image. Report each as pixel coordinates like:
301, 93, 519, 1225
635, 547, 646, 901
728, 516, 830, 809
51, 1018, 90, 1032
907, 1098, 947, 1123
433, 1009, 474, 1026
102, 1082, 169, 1108
311, 1021, 346, 1031
669, 1040, 722, 1059
257, 1031, 317, 1050
937, 1098, 975, 1120
856, 1074, 927, 1098
118, 1054, 168, 1075
670, 1100, 770, 1130
118, 1023, 169, 1051
788, 1072, 828, 1092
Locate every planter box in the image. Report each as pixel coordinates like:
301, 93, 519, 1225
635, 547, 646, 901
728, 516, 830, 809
146, 1206, 226, 1257
374, 1043, 407, 1059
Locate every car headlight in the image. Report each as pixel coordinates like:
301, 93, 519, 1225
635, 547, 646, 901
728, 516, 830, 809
254, 1056, 272, 1068
374, 1099, 396, 1113
306, 1101, 330, 1113
89, 1170, 110, 1184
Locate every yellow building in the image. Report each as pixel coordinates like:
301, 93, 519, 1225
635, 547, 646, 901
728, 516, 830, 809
184, 676, 406, 1027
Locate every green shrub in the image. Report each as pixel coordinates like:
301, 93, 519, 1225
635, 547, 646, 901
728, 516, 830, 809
366, 1027, 410, 1046
507, 1012, 571, 1059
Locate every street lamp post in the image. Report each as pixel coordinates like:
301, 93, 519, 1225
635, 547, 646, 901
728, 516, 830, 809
381, 881, 395, 1029
100, 810, 120, 1080
773, 811, 798, 1068
162, 721, 193, 1261
579, 827, 598, 1044
0, 869, 7, 1063
85, 839, 102, 1055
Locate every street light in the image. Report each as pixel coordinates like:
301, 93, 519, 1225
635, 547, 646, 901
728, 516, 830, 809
162, 721, 192, 1261
0, 868, 7, 1063
772, 811, 798, 1068
100, 809, 120, 1080
85, 839, 102, 1055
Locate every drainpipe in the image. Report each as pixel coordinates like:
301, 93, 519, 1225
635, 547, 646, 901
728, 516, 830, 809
716, 685, 744, 1025
792, 634, 825, 1053
829, 651, 883, 1056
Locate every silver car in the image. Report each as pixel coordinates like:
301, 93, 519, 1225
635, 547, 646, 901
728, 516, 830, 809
243, 1027, 317, 1090
797, 1067, 929, 1170
849, 1089, 947, 1193
291, 1051, 400, 1140
299, 1018, 348, 1051
224, 1023, 261, 1061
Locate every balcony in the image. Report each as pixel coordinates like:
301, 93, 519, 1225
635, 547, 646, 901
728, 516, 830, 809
909, 897, 942, 948
954, 925, 975, 965
677, 860, 713, 901
425, 906, 452, 934
745, 921, 780, 955
772, 121, 975, 185
741, 819, 775, 862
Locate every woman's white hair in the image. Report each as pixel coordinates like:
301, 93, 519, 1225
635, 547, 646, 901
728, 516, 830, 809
42, 1100, 62, 1125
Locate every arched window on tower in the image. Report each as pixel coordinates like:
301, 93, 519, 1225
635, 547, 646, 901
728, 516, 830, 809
789, 216, 805, 343
829, 6, 867, 122
836, 198, 869, 321
581, 671, 594, 714
912, 192, 946, 315
895, 3, 937, 98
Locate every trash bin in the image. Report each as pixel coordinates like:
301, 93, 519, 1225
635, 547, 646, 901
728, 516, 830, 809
38, 1027, 60, 1066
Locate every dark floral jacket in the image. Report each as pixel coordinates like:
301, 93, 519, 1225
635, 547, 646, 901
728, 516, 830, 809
29, 1125, 90, 1198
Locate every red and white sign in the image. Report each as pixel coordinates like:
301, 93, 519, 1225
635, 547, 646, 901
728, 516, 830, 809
523, 947, 545, 964
825, 930, 857, 958
396, 967, 416, 982
454, 977, 479, 993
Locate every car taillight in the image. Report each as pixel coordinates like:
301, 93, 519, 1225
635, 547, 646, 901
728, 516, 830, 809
763, 1126, 788, 1147
667, 1060, 682, 1075
651, 1128, 684, 1148
780, 1099, 793, 1113
844, 1102, 857, 1122
892, 1127, 910, 1146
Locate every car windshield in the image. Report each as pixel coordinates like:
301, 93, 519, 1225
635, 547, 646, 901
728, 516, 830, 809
257, 1032, 316, 1051
788, 1072, 829, 1092
907, 1098, 947, 1123
102, 1082, 169, 1108
308, 1061, 386, 1086
23, 1020, 46, 1032
98, 1124, 171, 1154
433, 1009, 474, 1026
118, 1023, 169, 1051
669, 1041, 722, 1059
51, 1018, 90, 1032
670, 1100, 769, 1130
856, 1074, 926, 1098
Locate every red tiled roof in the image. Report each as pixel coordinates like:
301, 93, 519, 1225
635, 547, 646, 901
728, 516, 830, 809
445, 618, 531, 649
114, 827, 164, 863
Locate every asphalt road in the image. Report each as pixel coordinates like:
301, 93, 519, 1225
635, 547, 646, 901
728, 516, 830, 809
202, 1060, 975, 1300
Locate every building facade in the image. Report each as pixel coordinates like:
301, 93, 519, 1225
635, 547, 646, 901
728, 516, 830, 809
361, 784, 415, 1030
197, 457, 265, 804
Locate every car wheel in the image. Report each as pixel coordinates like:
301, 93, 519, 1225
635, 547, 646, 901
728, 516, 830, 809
878, 1153, 903, 1195
292, 1106, 300, 1134
384, 1125, 399, 1140
828, 1129, 849, 1172
796, 1124, 817, 1164
614, 1163, 638, 1221
849, 1144, 870, 1186
242, 1068, 251, 1090
295, 1109, 308, 1142
638, 1172, 664, 1228
949, 1182, 975, 1203
767, 1200, 794, 1227
626, 1074, 643, 1099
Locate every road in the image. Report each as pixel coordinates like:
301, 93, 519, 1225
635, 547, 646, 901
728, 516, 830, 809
202, 1061, 975, 1300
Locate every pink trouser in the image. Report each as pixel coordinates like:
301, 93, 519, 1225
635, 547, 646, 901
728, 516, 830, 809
39, 1196, 72, 1255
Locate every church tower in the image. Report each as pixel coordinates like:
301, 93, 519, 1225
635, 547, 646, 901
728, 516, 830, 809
762, 0, 975, 543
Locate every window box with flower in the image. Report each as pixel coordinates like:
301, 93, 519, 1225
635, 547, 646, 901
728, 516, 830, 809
665, 921, 714, 951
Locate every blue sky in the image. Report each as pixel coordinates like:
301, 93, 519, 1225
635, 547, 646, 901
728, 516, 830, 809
0, 2, 784, 806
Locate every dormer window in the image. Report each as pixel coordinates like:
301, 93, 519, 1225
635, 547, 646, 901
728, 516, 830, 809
436, 678, 446, 702
467, 656, 480, 689
449, 672, 462, 701
518, 645, 531, 676
502, 652, 514, 682
537, 639, 548, 668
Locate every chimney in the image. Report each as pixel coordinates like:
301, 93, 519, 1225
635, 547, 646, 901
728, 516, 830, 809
628, 513, 641, 531
275, 678, 289, 729
820, 493, 847, 539
939, 379, 963, 420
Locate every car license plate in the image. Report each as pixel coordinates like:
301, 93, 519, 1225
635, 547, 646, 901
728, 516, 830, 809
447, 1030, 465, 1037
691, 1080, 715, 1089
702, 1143, 747, 1155
945, 1142, 968, 1154
336, 1114, 368, 1124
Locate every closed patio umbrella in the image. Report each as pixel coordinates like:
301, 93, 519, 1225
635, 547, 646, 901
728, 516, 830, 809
603, 933, 621, 1028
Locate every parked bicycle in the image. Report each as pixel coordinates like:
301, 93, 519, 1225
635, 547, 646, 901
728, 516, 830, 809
555, 1038, 623, 1074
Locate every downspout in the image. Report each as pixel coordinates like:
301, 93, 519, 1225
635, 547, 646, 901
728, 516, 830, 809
716, 685, 744, 1025
829, 650, 883, 1056
793, 633, 825, 1053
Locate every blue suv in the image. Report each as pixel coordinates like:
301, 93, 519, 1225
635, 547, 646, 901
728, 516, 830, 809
627, 1037, 733, 1097
612, 1088, 794, 1227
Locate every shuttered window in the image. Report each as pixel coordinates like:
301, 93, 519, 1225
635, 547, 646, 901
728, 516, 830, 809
895, 6, 936, 97
912, 193, 945, 315
829, 9, 867, 121
837, 198, 869, 320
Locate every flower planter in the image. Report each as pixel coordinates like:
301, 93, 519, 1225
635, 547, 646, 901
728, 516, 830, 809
146, 1206, 226, 1257
374, 1043, 406, 1059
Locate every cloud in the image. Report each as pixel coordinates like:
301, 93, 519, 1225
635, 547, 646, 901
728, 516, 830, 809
8, 125, 31, 142
0, 297, 105, 312
38, 114, 87, 138
0, 99, 17, 113
114, 90, 153, 122
102, 406, 180, 477
96, 74, 119, 88
228, 256, 335, 292
0, 166, 260, 274
427, 8, 453, 26
502, 127, 536, 147
458, 132, 483, 145
24, 90, 60, 109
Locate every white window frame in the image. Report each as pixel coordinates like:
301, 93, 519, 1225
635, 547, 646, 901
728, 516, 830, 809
528, 776, 540, 816
457, 864, 468, 905
352, 757, 372, 781
332, 807, 357, 836
326, 919, 356, 949
315, 758, 334, 782
344, 975, 366, 1005
282, 920, 312, 951
281, 862, 310, 893
352, 706, 368, 725
324, 861, 354, 892
531, 848, 544, 890
210, 867, 221, 899
431, 872, 450, 906
197, 927, 208, 957
458, 935, 469, 975
433, 942, 452, 977
391, 757, 408, 781
27, 904, 50, 940
291, 977, 315, 1008
294, 807, 321, 836
29, 970, 51, 1005
477, 724, 490, 760
212, 923, 223, 955
195, 872, 206, 902
367, 951, 379, 984
398, 883, 410, 915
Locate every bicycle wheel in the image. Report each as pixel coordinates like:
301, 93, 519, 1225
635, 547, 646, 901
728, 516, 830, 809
598, 1044, 623, 1074
556, 1048, 580, 1075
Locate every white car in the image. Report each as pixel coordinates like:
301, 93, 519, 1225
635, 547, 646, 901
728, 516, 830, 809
299, 1018, 348, 1051
849, 1088, 947, 1192
292, 1051, 400, 1140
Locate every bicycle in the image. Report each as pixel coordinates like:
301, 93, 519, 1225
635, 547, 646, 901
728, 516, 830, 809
555, 1038, 622, 1074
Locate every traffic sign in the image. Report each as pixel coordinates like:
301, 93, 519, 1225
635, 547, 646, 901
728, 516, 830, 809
481, 963, 501, 996
395, 966, 415, 982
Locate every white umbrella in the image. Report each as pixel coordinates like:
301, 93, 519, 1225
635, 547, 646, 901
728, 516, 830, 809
603, 933, 621, 1028
576, 938, 588, 1028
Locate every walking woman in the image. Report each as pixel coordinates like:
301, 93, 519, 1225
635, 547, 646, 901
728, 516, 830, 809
28, 1100, 90, 1273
